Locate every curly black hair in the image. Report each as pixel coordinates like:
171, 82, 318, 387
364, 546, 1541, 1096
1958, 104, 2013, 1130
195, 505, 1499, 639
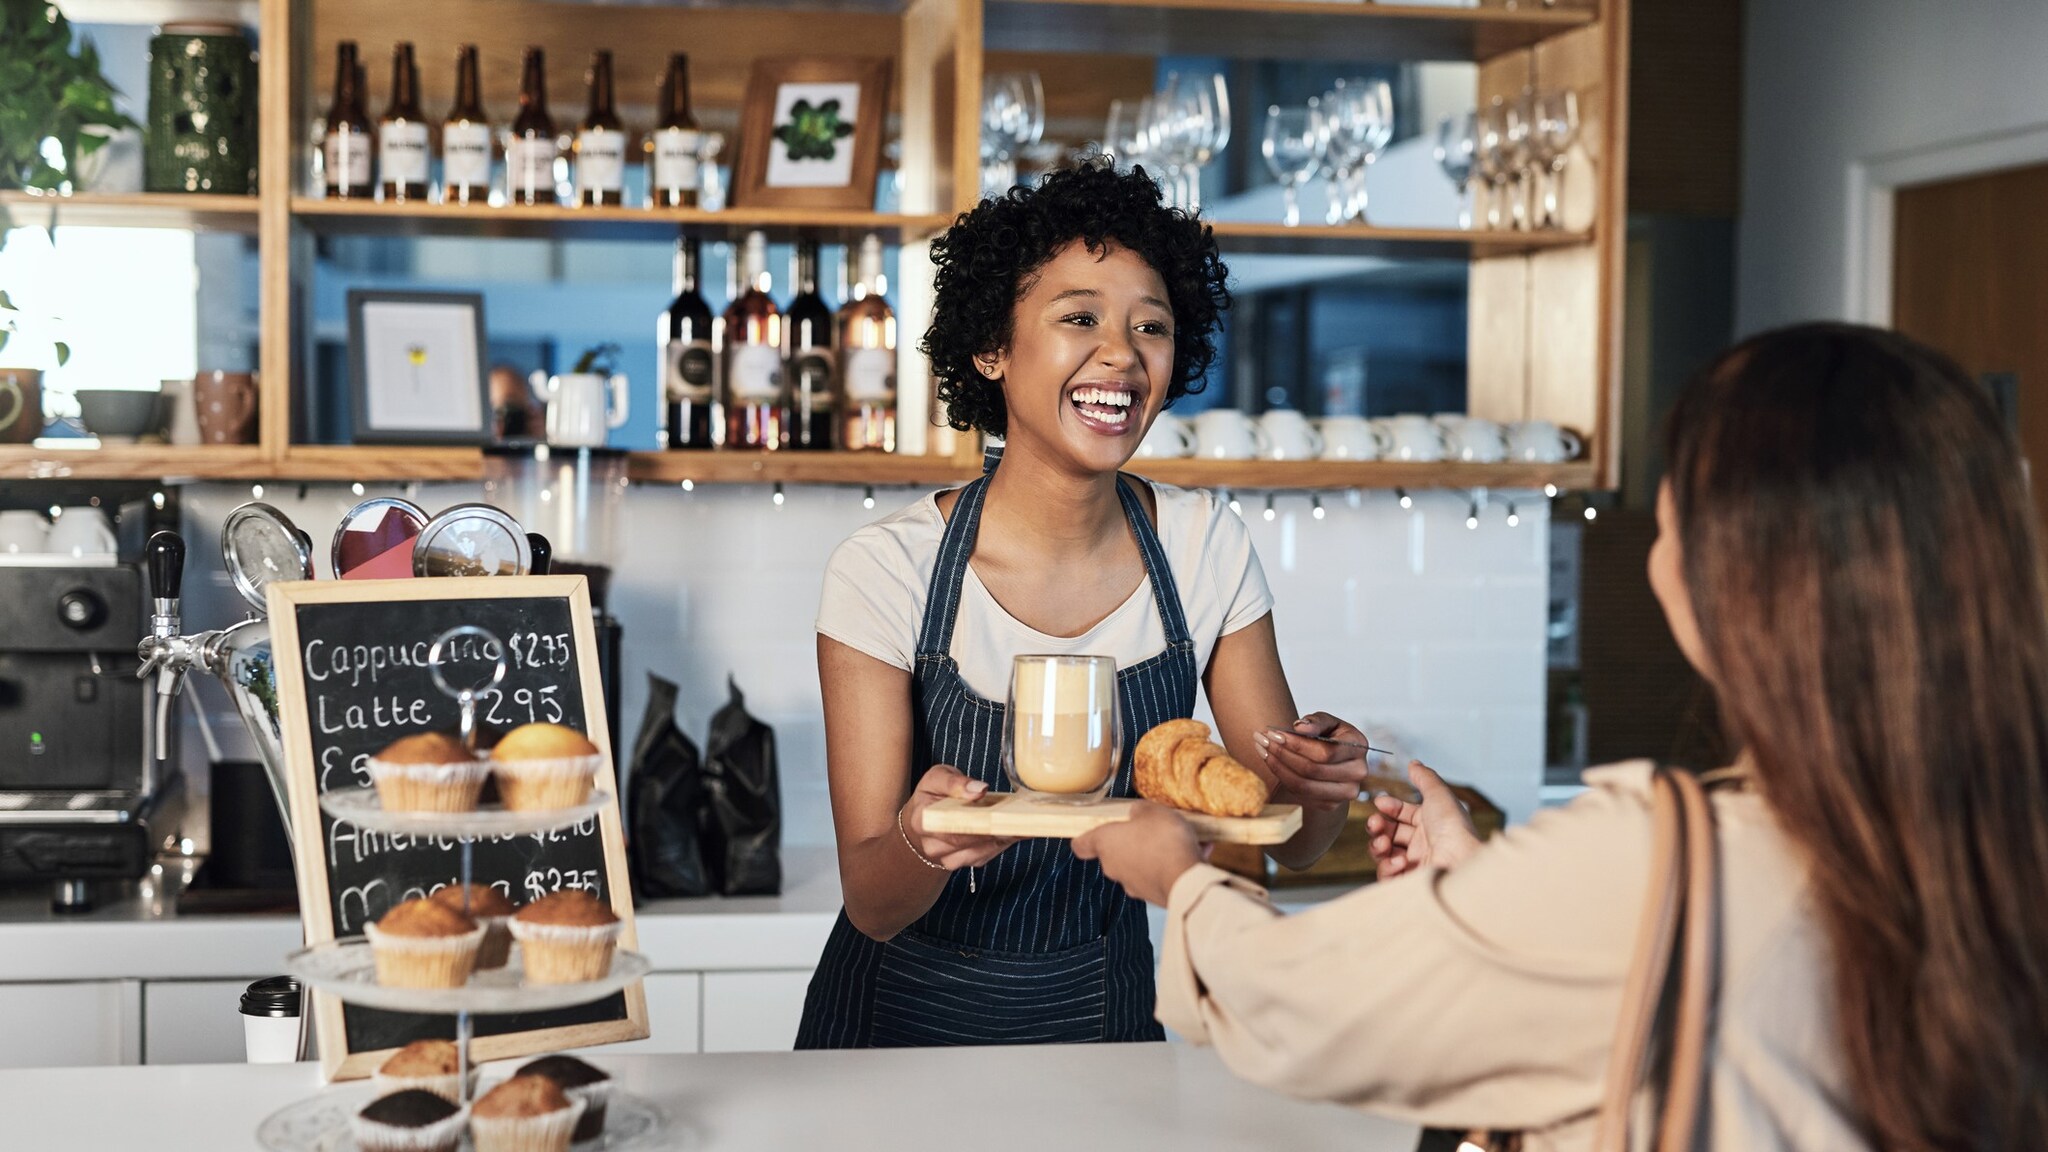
918, 161, 1231, 438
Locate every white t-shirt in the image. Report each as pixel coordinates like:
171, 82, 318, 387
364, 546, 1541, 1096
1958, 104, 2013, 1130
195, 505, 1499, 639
815, 481, 1275, 700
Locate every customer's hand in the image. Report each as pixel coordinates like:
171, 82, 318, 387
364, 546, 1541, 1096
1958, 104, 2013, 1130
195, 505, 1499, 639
1256, 712, 1378, 811
903, 765, 1019, 871
1073, 802, 1205, 907
1367, 761, 1483, 878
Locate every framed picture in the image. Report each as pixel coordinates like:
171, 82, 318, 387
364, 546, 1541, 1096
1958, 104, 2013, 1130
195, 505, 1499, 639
346, 289, 490, 444
734, 57, 892, 210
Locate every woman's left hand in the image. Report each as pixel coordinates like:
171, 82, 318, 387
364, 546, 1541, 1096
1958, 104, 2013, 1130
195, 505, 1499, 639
1073, 802, 1206, 907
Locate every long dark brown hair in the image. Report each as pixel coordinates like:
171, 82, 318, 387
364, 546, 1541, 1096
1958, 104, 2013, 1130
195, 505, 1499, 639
1665, 323, 2048, 1150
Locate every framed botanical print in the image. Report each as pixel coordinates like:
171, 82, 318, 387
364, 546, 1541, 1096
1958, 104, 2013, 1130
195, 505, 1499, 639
346, 290, 490, 444
734, 57, 892, 211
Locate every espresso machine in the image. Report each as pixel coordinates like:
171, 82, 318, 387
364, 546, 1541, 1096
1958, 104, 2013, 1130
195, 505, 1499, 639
0, 526, 187, 911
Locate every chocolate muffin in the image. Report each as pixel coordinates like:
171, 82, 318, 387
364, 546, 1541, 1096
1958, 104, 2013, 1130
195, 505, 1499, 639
516, 1054, 613, 1142
351, 1088, 466, 1152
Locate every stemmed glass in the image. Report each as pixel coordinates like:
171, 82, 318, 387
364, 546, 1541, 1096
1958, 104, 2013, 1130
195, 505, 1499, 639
1348, 79, 1393, 223
1262, 100, 1328, 228
1535, 88, 1580, 229
1168, 71, 1229, 213
981, 72, 1043, 198
1434, 111, 1478, 229
1105, 97, 1145, 173
1474, 99, 1511, 230
1503, 90, 1537, 230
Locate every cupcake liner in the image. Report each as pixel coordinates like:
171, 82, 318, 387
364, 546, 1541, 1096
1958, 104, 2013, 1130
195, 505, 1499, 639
368, 757, 490, 813
350, 1101, 469, 1152
563, 1079, 613, 1144
470, 1097, 587, 1152
474, 914, 513, 970
489, 753, 601, 812
507, 919, 622, 985
364, 922, 486, 988
372, 1065, 481, 1105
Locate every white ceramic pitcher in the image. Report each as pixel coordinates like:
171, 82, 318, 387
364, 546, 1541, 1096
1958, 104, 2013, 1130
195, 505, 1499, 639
531, 370, 630, 448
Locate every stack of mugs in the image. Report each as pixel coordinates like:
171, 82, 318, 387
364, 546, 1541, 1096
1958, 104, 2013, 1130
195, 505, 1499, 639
1135, 408, 1583, 464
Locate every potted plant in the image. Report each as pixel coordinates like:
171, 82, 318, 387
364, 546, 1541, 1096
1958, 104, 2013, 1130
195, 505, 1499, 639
0, 2, 140, 194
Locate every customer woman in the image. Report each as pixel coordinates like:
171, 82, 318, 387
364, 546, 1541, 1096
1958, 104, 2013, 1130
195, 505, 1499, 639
796, 163, 1362, 1048
1078, 324, 2048, 1149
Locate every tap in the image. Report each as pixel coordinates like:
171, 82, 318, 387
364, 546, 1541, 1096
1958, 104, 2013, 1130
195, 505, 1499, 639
136, 531, 219, 761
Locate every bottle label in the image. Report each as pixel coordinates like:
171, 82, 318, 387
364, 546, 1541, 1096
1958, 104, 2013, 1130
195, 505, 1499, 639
726, 344, 784, 403
576, 128, 627, 194
843, 347, 896, 402
651, 128, 702, 193
507, 135, 557, 199
442, 121, 492, 188
324, 129, 371, 188
378, 120, 430, 186
793, 349, 836, 409
666, 339, 715, 403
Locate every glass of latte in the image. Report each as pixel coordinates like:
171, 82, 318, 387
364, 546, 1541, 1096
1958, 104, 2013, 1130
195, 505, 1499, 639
1003, 654, 1120, 803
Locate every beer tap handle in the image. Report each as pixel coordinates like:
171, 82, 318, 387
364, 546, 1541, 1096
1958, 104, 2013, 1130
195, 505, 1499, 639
526, 532, 552, 576
147, 531, 185, 637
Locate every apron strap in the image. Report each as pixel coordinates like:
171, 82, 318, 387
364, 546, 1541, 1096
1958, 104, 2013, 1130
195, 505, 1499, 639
914, 473, 992, 659
1115, 475, 1194, 648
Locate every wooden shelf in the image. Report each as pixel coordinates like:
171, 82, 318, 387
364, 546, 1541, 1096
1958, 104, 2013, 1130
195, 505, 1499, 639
1208, 220, 1592, 258
0, 444, 270, 480
628, 450, 979, 486
1128, 458, 1597, 491
985, 0, 1595, 61
0, 191, 261, 232
273, 445, 489, 481
289, 198, 953, 243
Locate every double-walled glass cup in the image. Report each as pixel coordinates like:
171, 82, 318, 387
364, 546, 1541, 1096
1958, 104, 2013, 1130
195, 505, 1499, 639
1002, 654, 1121, 804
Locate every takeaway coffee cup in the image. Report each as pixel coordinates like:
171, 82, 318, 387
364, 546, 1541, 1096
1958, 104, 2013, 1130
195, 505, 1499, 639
240, 976, 303, 1063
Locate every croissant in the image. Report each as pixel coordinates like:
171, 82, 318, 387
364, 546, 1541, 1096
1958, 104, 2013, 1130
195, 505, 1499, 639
1133, 719, 1272, 818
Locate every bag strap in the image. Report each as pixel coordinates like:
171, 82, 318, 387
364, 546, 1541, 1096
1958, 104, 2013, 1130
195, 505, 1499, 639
1592, 767, 1721, 1152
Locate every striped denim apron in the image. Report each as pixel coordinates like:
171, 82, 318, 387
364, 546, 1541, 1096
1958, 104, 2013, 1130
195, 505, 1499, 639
795, 460, 1197, 1048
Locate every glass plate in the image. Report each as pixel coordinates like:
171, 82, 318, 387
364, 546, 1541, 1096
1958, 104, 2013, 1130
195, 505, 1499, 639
286, 939, 650, 1014
257, 1085, 673, 1152
320, 789, 609, 837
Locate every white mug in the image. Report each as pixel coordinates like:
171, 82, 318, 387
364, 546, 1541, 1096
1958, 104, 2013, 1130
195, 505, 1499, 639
1315, 415, 1387, 461
532, 371, 631, 448
46, 507, 115, 557
1133, 412, 1196, 459
1194, 409, 1271, 460
0, 509, 49, 554
1256, 410, 1323, 461
1371, 414, 1446, 462
1506, 420, 1584, 463
1434, 414, 1508, 463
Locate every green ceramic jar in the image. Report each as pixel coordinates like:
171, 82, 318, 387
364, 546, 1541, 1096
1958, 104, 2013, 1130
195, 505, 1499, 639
145, 22, 258, 195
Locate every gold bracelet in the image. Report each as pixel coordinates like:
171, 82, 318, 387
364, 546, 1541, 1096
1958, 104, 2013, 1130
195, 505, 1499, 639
899, 808, 947, 871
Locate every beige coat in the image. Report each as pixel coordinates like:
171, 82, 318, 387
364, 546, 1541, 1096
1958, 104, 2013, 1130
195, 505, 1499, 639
1156, 761, 1872, 1151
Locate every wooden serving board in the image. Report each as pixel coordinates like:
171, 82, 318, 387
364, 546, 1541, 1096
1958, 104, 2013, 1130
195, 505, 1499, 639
921, 794, 1303, 845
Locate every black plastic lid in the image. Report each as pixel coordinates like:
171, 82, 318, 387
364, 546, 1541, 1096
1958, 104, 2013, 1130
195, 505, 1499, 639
240, 975, 301, 1018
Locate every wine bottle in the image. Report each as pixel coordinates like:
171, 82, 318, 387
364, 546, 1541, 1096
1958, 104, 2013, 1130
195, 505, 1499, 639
322, 41, 372, 199
785, 239, 835, 450
837, 234, 897, 452
574, 50, 627, 207
507, 46, 558, 206
646, 54, 701, 209
722, 231, 784, 450
661, 235, 717, 450
442, 45, 493, 206
377, 42, 428, 202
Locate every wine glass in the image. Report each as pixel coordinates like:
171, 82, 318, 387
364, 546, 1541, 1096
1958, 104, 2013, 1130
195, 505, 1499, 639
1474, 99, 1510, 230
1350, 78, 1393, 224
1320, 80, 1364, 225
1003, 655, 1121, 804
1262, 100, 1328, 228
1536, 88, 1580, 229
1435, 111, 1478, 229
1504, 90, 1537, 230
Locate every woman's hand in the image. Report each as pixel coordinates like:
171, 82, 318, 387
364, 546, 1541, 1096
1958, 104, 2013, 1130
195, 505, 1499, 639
902, 764, 1020, 872
1366, 761, 1484, 878
1073, 802, 1205, 907
1255, 711, 1378, 812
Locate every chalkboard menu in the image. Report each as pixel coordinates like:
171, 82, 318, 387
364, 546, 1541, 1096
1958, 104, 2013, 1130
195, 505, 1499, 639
268, 576, 647, 1080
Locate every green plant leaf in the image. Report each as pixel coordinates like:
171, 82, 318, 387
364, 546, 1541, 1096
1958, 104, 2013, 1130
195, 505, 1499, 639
0, 331, 9, 358
0, 291, 15, 311
54, 341, 70, 367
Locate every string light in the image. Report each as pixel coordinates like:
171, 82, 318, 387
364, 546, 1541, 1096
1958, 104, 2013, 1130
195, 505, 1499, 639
1544, 483, 1559, 499
150, 492, 165, 510
680, 478, 694, 492
1311, 495, 1325, 520
1584, 505, 1598, 522
1396, 487, 1412, 510
1222, 488, 1241, 517
48, 505, 60, 518
351, 482, 365, 496
1466, 499, 1480, 530
1262, 494, 1276, 522
251, 484, 264, 499
1505, 502, 1520, 528
862, 486, 876, 510
772, 482, 785, 507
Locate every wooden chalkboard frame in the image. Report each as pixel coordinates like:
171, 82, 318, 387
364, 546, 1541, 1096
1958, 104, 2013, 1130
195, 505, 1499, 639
268, 576, 649, 1080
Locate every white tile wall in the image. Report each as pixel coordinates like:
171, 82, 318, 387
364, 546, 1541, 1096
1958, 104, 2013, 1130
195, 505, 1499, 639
178, 479, 1550, 850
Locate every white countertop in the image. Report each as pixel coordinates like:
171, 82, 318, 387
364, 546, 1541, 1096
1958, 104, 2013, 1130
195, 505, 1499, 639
0, 1044, 1421, 1151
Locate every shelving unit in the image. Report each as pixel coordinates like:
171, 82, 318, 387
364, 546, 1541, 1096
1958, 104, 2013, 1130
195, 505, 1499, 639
6, 0, 1627, 490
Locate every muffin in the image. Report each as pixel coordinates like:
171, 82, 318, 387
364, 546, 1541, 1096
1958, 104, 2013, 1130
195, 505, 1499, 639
508, 891, 621, 984
432, 883, 518, 969
516, 1054, 613, 1143
373, 1039, 478, 1104
351, 1088, 467, 1152
368, 732, 489, 813
488, 723, 601, 811
469, 1074, 586, 1152
365, 898, 485, 988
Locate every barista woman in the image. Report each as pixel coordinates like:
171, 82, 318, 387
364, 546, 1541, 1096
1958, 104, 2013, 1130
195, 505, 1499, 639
795, 163, 1363, 1047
